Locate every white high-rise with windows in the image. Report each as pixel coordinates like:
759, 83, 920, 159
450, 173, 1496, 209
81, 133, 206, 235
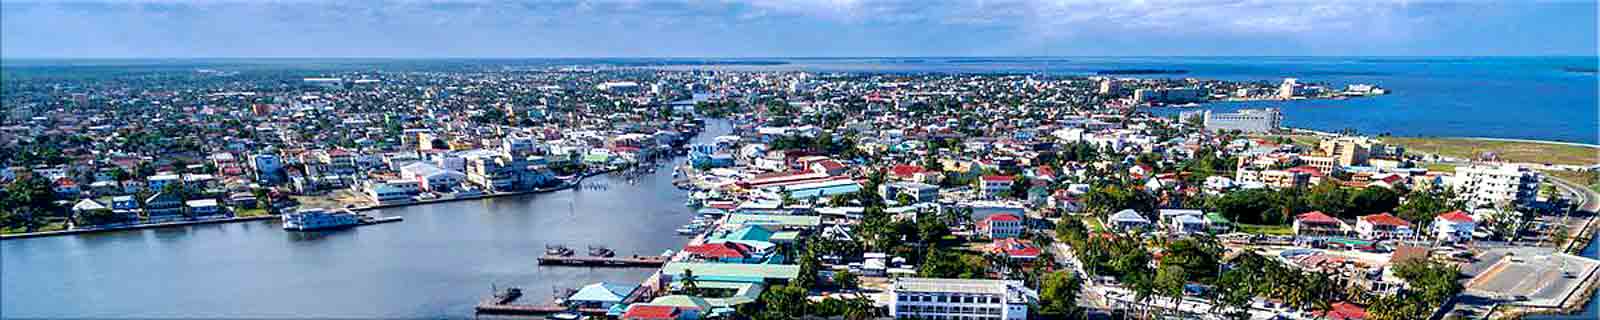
1451, 163, 1541, 208
889, 278, 1034, 320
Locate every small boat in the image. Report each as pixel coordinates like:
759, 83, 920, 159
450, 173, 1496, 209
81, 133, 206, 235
547, 312, 583, 320
588, 245, 615, 257
676, 226, 701, 235
492, 286, 523, 305
546, 245, 574, 257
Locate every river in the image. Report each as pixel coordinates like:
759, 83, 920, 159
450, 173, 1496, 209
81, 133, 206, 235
0, 120, 732, 318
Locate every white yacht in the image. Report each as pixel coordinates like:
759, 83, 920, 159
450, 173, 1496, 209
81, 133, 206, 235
282, 208, 361, 231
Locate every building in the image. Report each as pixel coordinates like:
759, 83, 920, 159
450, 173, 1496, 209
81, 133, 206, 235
1108, 209, 1151, 231
1198, 108, 1282, 133
251, 154, 284, 184
980, 175, 1014, 198
1279, 78, 1301, 99
1355, 213, 1414, 240
597, 81, 642, 94
1293, 211, 1346, 237
1433, 210, 1477, 242
400, 162, 466, 192
880, 181, 940, 204
889, 277, 1034, 320
1098, 79, 1120, 95
1452, 164, 1541, 208
1133, 87, 1205, 104
977, 213, 1025, 239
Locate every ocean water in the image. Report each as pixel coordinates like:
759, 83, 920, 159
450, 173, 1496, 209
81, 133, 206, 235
656, 56, 1600, 144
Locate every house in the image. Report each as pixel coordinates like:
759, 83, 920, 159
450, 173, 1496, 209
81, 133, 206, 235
879, 181, 939, 204
1108, 209, 1151, 232
143, 191, 185, 219
682, 242, 766, 264
1356, 213, 1413, 240
991, 238, 1041, 261
1312, 302, 1368, 320
185, 199, 222, 216
977, 213, 1025, 239
1159, 209, 1209, 235
567, 282, 639, 310
1293, 211, 1346, 237
110, 195, 140, 217
72, 199, 116, 223
1433, 210, 1476, 243
890, 164, 943, 184
980, 175, 1014, 198
621, 304, 697, 320
1049, 190, 1083, 213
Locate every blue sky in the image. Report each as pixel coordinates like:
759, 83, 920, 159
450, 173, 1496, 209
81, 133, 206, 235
2, 0, 1595, 58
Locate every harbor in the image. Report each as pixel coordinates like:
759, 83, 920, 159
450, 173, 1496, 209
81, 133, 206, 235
0, 121, 733, 319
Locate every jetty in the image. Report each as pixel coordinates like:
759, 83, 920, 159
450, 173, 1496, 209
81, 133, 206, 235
537, 254, 667, 267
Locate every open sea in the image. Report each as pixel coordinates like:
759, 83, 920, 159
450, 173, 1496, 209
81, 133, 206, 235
654, 56, 1599, 144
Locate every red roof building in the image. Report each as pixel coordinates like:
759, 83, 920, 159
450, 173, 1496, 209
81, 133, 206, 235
1293, 211, 1346, 236
1313, 302, 1367, 320
622, 305, 686, 320
1356, 213, 1414, 240
682, 242, 755, 260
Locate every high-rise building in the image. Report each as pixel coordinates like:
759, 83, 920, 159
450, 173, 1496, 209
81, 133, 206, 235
1098, 79, 1120, 95
1452, 164, 1542, 208
1198, 108, 1282, 133
1279, 78, 1301, 99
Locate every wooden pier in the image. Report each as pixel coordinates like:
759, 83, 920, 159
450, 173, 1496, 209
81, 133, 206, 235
537, 254, 667, 267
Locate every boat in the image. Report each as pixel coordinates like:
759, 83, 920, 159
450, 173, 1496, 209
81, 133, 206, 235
547, 311, 583, 320
492, 286, 523, 305
546, 245, 574, 257
282, 208, 360, 231
587, 245, 614, 257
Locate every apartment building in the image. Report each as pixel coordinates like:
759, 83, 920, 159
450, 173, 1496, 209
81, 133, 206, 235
889, 278, 1033, 320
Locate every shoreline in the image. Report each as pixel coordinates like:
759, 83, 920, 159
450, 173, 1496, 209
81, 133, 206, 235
0, 168, 618, 240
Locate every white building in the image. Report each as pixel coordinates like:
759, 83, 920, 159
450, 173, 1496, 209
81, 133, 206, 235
596, 81, 641, 94
889, 278, 1034, 320
1433, 210, 1476, 242
1451, 164, 1541, 208
1188, 108, 1282, 133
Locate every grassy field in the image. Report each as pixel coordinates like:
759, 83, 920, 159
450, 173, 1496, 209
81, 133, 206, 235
1, 221, 68, 235
1237, 223, 1294, 236
1386, 137, 1599, 166
1542, 169, 1600, 193
234, 208, 272, 217
1422, 162, 1458, 173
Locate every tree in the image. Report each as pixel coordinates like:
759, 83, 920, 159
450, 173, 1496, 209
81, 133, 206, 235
1396, 189, 1462, 227
832, 270, 860, 291
1349, 187, 1400, 217
916, 215, 950, 244
681, 269, 703, 296
1038, 270, 1084, 318
795, 248, 820, 290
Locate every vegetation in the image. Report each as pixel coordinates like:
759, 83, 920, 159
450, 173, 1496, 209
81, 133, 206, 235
1386, 137, 1599, 166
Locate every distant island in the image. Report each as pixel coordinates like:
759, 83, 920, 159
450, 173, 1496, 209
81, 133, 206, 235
1096, 69, 1188, 75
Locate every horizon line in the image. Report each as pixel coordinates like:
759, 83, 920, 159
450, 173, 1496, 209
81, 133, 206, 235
3, 54, 1596, 61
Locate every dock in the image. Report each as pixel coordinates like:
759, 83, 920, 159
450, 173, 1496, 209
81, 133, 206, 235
537, 254, 667, 267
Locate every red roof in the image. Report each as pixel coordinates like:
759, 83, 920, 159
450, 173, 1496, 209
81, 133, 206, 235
622, 305, 681, 320
1437, 210, 1474, 223
890, 164, 925, 177
1287, 165, 1325, 177
683, 242, 753, 259
992, 238, 1041, 258
1313, 302, 1367, 320
1360, 213, 1412, 227
985, 213, 1022, 222
815, 160, 845, 171
1296, 211, 1340, 224
981, 175, 1014, 182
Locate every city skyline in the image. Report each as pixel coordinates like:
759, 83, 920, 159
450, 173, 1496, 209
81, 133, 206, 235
3, 0, 1596, 58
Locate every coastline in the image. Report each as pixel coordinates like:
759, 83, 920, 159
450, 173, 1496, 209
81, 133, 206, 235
0, 168, 617, 241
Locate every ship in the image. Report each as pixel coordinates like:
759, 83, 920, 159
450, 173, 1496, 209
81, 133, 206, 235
282, 208, 361, 231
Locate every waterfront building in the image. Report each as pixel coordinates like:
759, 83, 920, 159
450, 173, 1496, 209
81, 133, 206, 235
143, 191, 185, 219
1198, 108, 1282, 133
888, 277, 1034, 320
1451, 163, 1541, 208
1132, 87, 1205, 104
567, 282, 639, 310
